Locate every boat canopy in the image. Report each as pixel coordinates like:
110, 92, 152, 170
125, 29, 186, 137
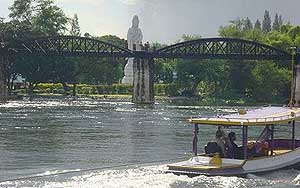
189, 107, 300, 126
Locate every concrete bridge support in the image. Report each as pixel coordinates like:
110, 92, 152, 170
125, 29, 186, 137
132, 57, 154, 104
0, 56, 7, 102
293, 64, 300, 106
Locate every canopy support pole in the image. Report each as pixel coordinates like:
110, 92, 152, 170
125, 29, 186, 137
192, 124, 199, 156
270, 125, 274, 156
242, 126, 248, 159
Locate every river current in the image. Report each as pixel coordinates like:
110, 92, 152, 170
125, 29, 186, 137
0, 98, 299, 188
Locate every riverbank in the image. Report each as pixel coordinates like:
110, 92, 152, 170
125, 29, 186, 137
12, 83, 287, 106
12, 93, 281, 107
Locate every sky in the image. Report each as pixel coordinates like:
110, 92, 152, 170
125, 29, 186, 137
0, 0, 300, 44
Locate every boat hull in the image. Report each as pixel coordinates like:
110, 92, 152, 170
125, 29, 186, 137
167, 148, 300, 176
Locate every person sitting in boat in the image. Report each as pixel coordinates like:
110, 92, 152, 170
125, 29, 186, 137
227, 132, 242, 159
215, 126, 226, 157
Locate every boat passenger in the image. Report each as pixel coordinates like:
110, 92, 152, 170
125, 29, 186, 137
215, 127, 226, 157
227, 132, 242, 159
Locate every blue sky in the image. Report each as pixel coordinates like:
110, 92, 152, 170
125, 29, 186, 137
1, 0, 300, 44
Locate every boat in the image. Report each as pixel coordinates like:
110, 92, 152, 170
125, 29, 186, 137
167, 106, 300, 176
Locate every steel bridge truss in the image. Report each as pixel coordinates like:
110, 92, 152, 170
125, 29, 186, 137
2, 36, 296, 61
156, 38, 292, 60
12, 36, 134, 58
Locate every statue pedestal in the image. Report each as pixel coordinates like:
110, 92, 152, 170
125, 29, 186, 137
132, 57, 154, 104
122, 58, 134, 84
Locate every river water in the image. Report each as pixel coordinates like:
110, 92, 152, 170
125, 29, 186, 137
0, 98, 299, 188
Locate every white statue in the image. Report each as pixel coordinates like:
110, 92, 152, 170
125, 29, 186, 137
122, 15, 143, 84
127, 15, 143, 50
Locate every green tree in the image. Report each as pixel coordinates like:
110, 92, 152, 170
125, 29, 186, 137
15, 56, 55, 98
288, 26, 300, 40
280, 24, 293, 34
98, 35, 127, 48
84, 32, 91, 38
154, 59, 176, 83
219, 25, 243, 38
70, 14, 81, 36
254, 19, 262, 30
33, 0, 68, 36
244, 28, 264, 42
243, 17, 253, 32
8, 0, 69, 97
75, 35, 127, 85
176, 59, 228, 97
219, 18, 257, 39
66, 13, 81, 96
250, 61, 290, 102
262, 10, 272, 33
278, 15, 283, 27
272, 13, 281, 31
8, 0, 35, 40
181, 34, 201, 42
9, 0, 33, 22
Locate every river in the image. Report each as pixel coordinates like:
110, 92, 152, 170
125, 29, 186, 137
0, 98, 299, 188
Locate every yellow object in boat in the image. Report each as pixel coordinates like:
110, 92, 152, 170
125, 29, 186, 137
238, 109, 247, 115
209, 153, 222, 166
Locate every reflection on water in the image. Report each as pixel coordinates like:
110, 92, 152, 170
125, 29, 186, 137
0, 98, 299, 188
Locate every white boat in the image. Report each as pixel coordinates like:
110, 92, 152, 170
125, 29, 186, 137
167, 106, 300, 176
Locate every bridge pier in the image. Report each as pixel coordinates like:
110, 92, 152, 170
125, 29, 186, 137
0, 56, 7, 102
132, 57, 154, 104
293, 64, 300, 106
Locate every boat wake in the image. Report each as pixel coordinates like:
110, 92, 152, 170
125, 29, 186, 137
0, 165, 299, 188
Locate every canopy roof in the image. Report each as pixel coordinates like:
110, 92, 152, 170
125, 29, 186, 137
189, 107, 300, 126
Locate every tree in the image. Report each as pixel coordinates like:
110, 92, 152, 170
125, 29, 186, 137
70, 14, 81, 36
243, 17, 253, 32
244, 28, 264, 42
288, 26, 300, 40
175, 59, 229, 97
262, 10, 272, 33
9, 0, 33, 22
76, 35, 127, 85
67, 13, 81, 96
8, 0, 69, 97
250, 61, 290, 102
272, 13, 281, 31
15, 56, 55, 98
254, 19, 262, 30
219, 18, 254, 39
278, 15, 283, 27
33, 0, 68, 36
84, 32, 91, 38
154, 59, 175, 83
219, 25, 243, 38
8, 0, 35, 40
181, 34, 201, 42
98, 35, 127, 48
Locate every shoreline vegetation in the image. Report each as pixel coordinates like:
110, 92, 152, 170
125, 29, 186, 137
11, 83, 286, 106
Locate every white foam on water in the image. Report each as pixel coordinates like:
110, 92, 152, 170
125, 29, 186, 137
1, 165, 288, 188
115, 108, 137, 112
292, 173, 300, 185
36, 169, 81, 176
0, 99, 132, 109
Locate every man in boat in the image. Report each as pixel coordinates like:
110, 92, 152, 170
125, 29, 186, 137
227, 132, 242, 159
215, 127, 226, 157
